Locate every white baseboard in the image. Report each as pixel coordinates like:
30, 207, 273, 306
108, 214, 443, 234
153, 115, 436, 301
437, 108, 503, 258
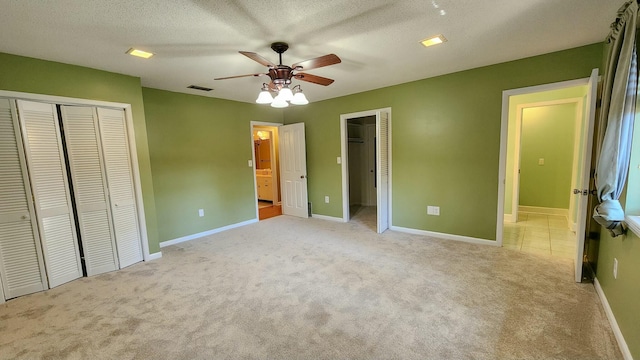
594, 278, 633, 360
159, 219, 258, 248
390, 226, 499, 247
311, 214, 347, 222
519, 206, 568, 217
147, 252, 162, 261
504, 214, 515, 223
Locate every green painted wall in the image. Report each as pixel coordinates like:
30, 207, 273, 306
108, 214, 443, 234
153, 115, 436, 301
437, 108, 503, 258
142, 88, 283, 242
596, 230, 640, 358
519, 104, 576, 209
284, 43, 603, 241
504, 85, 588, 216
595, 107, 640, 359
0, 52, 161, 253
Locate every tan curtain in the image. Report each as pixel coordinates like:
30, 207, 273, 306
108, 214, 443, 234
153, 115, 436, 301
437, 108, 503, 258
593, 0, 639, 236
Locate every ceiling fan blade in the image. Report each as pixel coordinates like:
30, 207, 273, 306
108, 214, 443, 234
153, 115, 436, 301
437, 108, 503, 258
294, 73, 335, 86
214, 73, 265, 80
239, 51, 276, 67
292, 54, 341, 71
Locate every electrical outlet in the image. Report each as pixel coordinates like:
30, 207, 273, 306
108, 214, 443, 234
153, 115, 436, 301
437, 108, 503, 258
538, 158, 545, 165
198, 209, 204, 217
324, 196, 330, 203
613, 258, 618, 279
427, 206, 440, 216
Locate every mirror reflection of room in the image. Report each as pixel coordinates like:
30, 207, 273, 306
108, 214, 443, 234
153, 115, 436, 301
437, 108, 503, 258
254, 130, 271, 170
254, 130, 273, 205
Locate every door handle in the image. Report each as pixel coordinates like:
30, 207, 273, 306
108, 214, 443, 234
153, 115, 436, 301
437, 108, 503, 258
300, 175, 306, 179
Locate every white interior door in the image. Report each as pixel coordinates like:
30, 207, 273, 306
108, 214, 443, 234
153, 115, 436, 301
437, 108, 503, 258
0, 99, 48, 300
376, 111, 389, 233
279, 123, 308, 218
574, 68, 599, 282
17, 100, 83, 288
61, 105, 119, 276
97, 108, 143, 268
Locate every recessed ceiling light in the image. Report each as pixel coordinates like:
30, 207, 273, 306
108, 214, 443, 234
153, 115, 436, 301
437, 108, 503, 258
420, 34, 447, 48
126, 48, 154, 59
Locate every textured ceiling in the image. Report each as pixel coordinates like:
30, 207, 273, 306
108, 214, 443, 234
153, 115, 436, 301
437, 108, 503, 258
0, 1, 622, 104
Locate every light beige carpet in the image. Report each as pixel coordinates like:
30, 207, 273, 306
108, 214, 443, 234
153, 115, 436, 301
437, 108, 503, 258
0, 212, 622, 359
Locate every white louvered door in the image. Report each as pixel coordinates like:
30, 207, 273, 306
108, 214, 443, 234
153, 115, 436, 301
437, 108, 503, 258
60, 106, 118, 276
376, 111, 389, 234
0, 99, 48, 300
97, 108, 143, 268
17, 100, 83, 288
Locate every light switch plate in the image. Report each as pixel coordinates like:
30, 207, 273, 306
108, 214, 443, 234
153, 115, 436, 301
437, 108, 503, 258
538, 158, 544, 165
248, 160, 253, 167
198, 209, 204, 217
337, 157, 341, 164
325, 196, 330, 203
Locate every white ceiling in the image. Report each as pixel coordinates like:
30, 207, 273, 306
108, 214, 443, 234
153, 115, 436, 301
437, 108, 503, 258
0, 0, 622, 104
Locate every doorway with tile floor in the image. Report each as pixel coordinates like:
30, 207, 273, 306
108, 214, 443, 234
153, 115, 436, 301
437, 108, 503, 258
503, 212, 575, 259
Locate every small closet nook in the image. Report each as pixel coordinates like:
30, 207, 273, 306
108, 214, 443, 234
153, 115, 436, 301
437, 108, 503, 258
0, 98, 144, 301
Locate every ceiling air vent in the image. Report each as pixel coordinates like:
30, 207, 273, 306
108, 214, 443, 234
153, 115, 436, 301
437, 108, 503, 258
187, 85, 213, 92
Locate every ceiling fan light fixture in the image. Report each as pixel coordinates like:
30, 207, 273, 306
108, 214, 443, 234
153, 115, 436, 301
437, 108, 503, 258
278, 86, 294, 101
420, 34, 447, 48
256, 88, 274, 104
271, 96, 289, 108
290, 88, 309, 105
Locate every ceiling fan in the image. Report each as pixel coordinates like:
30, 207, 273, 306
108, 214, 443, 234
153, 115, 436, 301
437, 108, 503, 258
214, 42, 341, 107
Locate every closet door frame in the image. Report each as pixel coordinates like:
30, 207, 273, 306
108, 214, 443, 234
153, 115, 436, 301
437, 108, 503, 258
0, 90, 152, 264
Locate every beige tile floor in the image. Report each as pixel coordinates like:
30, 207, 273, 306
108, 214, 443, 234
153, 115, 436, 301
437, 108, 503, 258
503, 212, 575, 259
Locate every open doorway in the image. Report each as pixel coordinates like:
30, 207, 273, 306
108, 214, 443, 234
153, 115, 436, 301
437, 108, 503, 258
508, 99, 583, 259
340, 108, 391, 233
251, 122, 282, 220
345, 115, 377, 231
497, 69, 598, 282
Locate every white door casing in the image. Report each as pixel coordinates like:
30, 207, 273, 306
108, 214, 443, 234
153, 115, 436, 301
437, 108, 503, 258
340, 108, 392, 225
279, 123, 308, 218
574, 68, 599, 283
61, 105, 119, 275
17, 100, 83, 288
97, 107, 143, 268
377, 110, 390, 233
0, 99, 48, 300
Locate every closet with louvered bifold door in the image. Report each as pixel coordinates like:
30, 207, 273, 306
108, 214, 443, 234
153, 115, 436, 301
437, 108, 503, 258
0, 99, 48, 299
60, 105, 143, 273
0, 99, 144, 301
60, 106, 119, 276
17, 100, 83, 288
